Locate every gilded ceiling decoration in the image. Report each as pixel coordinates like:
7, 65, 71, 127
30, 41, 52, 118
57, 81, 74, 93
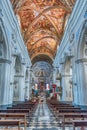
11, 0, 76, 64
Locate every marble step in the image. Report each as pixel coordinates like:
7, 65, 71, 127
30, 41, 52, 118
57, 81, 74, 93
28, 127, 61, 130
30, 128, 59, 129
29, 120, 59, 123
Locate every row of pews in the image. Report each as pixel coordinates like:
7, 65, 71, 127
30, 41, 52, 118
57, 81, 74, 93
47, 100, 87, 130
0, 100, 38, 130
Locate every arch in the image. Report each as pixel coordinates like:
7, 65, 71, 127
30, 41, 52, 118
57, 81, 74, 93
27, 28, 56, 40
31, 51, 54, 62
0, 20, 10, 59
64, 58, 72, 74
27, 32, 58, 44
76, 20, 87, 105
0, 21, 10, 104
13, 55, 23, 102
31, 54, 53, 65
15, 55, 22, 73
77, 20, 87, 59
16, 14, 22, 29
62, 57, 73, 102
15, 0, 66, 10
30, 47, 54, 58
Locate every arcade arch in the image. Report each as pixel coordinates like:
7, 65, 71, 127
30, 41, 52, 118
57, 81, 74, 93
76, 21, 87, 105
62, 57, 73, 101
0, 24, 11, 105
13, 55, 23, 102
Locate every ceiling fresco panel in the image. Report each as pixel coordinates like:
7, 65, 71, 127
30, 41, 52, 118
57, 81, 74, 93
11, 0, 76, 64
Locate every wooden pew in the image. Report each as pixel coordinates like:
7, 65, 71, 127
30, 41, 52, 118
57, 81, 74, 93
0, 120, 23, 130
47, 100, 87, 130
11, 104, 37, 112
7, 106, 33, 111
56, 109, 87, 113
53, 107, 81, 116
0, 113, 28, 130
7, 107, 34, 117
56, 113, 87, 130
0, 109, 31, 120
72, 120, 87, 130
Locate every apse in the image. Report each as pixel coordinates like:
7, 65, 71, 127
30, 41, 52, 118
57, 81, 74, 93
32, 61, 53, 84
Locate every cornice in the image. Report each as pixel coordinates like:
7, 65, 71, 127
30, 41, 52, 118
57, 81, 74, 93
75, 58, 87, 63
0, 58, 11, 64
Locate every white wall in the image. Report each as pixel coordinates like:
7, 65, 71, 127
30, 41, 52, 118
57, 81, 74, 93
53, 0, 87, 105
0, 0, 32, 105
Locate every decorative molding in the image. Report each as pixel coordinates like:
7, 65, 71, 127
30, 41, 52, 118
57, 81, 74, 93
75, 58, 87, 63
64, 51, 74, 58
10, 82, 14, 85
59, 57, 65, 64
11, 48, 20, 57
0, 9, 3, 18
69, 33, 74, 43
84, 9, 87, 19
26, 66, 30, 68
21, 58, 26, 65
0, 58, 11, 64
0, 26, 3, 42
61, 74, 72, 77
14, 75, 24, 77
25, 81, 29, 83
85, 34, 87, 45
12, 32, 16, 43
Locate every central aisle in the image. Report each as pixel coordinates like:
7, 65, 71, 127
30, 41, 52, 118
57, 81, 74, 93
29, 103, 60, 130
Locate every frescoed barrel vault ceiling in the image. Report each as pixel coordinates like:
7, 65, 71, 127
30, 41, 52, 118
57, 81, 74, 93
11, 0, 76, 64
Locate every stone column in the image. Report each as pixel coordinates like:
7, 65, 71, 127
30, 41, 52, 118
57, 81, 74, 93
8, 55, 16, 105
0, 58, 11, 105
24, 66, 31, 100
72, 58, 78, 105
53, 67, 57, 84
29, 68, 32, 99
76, 58, 87, 105
61, 74, 73, 101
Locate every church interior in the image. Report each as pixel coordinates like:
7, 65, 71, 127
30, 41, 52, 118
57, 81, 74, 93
0, 0, 87, 129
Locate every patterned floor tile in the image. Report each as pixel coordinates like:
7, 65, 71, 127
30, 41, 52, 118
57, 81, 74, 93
28, 103, 60, 130
28, 103, 79, 130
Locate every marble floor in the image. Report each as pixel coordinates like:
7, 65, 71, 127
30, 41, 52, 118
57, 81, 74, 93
28, 103, 87, 130
28, 103, 69, 130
